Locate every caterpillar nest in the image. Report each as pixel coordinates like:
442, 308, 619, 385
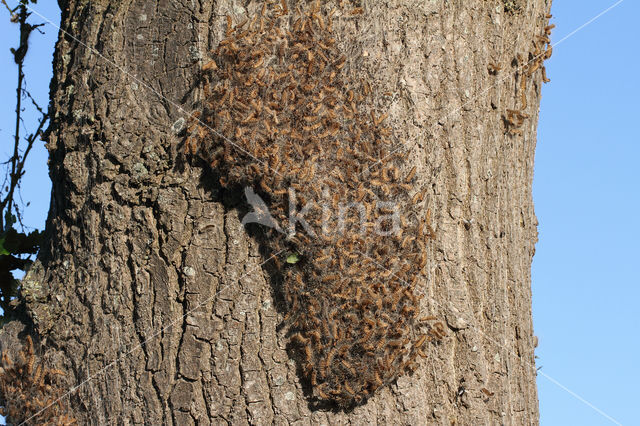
0, 336, 76, 425
186, 2, 442, 407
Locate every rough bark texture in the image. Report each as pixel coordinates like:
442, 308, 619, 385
2, 0, 548, 424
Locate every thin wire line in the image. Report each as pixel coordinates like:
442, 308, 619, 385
538, 370, 622, 425
552, 0, 624, 48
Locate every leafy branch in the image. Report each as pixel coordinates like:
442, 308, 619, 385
0, 0, 46, 317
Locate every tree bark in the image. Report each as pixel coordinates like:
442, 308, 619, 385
2, 0, 548, 424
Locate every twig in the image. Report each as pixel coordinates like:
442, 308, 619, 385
1, 0, 17, 16
0, 2, 47, 231
24, 88, 46, 116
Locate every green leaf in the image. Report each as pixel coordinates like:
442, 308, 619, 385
0, 236, 11, 256
286, 253, 300, 264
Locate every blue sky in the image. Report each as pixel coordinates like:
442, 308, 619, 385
0, 1, 637, 425
533, 1, 638, 425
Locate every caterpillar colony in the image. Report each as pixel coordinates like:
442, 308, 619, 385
185, 1, 443, 407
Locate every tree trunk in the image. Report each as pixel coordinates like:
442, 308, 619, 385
2, 0, 548, 424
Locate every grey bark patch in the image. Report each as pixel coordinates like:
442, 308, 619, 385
172, 117, 186, 134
